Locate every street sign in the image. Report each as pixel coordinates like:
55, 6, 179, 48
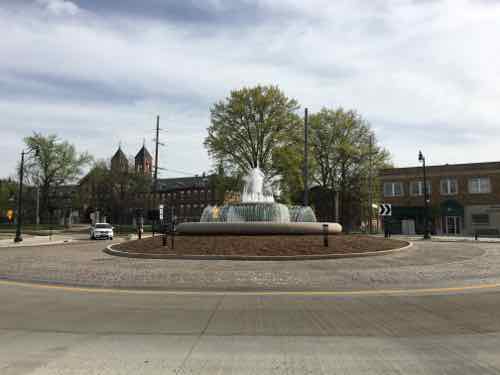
6, 209, 13, 224
159, 204, 164, 221
379, 203, 392, 216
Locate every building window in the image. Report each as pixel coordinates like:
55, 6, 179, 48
410, 181, 431, 196
471, 214, 489, 226
440, 178, 458, 195
469, 177, 491, 194
383, 182, 404, 197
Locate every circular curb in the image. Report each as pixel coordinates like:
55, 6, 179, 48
103, 241, 413, 261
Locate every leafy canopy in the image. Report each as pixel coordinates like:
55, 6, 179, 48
204, 85, 300, 178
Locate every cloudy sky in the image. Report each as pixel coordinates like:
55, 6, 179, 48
1, 0, 500, 178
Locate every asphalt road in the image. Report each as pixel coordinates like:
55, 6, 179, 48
1, 239, 500, 374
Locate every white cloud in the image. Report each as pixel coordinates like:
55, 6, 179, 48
1, 0, 500, 177
36, 0, 79, 16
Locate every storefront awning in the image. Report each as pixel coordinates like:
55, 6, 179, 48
440, 199, 464, 217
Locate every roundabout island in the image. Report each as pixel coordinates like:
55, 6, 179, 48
106, 234, 409, 260
107, 167, 408, 260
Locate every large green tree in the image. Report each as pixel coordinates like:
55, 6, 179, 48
205, 85, 301, 180
23, 132, 92, 223
308, 108, 391, 228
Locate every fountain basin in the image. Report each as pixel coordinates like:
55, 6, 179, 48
176, 222, 342, 235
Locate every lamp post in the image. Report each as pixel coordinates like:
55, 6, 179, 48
418, 151, 431, 240
303, 108, 309, 207
14, 147, 38, 243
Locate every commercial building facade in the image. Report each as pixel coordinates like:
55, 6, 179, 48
379, 162, 500, 236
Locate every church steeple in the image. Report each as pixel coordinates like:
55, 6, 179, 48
111, 144, 128, 173
135, 143, 153, 175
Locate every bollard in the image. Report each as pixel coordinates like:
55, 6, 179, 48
322, 224, 329, 247
475, 232, 478, 241
162, 232, 167, 247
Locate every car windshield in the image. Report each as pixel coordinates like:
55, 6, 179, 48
95, 224, 111, 229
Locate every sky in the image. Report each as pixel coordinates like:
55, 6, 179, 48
1, 0, 500, 179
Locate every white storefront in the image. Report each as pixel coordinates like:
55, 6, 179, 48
464, 205, 500, 236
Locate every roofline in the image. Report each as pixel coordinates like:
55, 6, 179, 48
380, 160, 500, 174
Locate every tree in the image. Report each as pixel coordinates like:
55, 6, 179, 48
307, 108, 391, 229
204, 85, 301, 181
0, 178, 17, 222
23, 132, 92, 223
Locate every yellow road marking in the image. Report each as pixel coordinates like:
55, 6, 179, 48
0, 279, 499, 296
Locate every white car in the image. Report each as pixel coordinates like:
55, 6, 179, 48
90, 223, 114, 240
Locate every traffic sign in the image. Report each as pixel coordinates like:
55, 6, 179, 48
159, 204, 164, 221
6, 209, 13, 223
379, 204, 392, 216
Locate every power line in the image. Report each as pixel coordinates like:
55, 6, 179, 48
157, 166, 203, 177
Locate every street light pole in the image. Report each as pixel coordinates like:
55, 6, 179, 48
14, 151, 25, 242
419, 151, 431, 240
303, 108, 309, 207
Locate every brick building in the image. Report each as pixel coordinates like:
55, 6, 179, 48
379, 162, 500, 236
154, 175, 220, 223
79, 145, 224, 224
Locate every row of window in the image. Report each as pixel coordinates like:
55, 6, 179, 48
137, 189, 212, 200
384, 177, 492, 197
472, 214, 490, 226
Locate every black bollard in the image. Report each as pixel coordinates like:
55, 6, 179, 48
323, 224, 329, 247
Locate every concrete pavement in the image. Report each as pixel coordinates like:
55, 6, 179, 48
0, 235, 74, 248
1, 282, 500, 374
2, 240, 500, 373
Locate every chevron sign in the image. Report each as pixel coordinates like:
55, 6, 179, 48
379, 204, 392, 216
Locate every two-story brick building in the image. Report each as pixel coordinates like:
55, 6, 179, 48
379, 162, 500, 236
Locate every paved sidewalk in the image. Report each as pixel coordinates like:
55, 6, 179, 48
0, 235, 73, 248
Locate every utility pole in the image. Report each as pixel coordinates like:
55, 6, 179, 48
35, 186, 40, 230
303, 108, 309, 207
153, 115, 161, 237
368, 135, 373, 234
14, 151, 25, 243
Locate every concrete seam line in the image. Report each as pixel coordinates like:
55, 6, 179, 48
103, 241, 413, 261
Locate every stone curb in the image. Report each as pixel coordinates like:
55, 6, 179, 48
371, 235, 500, 244
103, 241, 413, 261
0, 239, 73, 249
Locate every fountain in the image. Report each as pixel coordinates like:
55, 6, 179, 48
177, 167, 342, 235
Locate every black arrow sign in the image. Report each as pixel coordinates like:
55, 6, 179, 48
379, 204, 392, 216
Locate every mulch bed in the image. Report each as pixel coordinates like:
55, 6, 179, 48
113, 235, 408, 257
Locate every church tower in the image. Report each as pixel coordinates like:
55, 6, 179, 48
135, 142, 153, 175
110, 145, 129, 173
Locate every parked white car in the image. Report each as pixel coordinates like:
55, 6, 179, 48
90, 223, 114, 240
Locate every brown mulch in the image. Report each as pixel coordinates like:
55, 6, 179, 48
113, 235, 408, 257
